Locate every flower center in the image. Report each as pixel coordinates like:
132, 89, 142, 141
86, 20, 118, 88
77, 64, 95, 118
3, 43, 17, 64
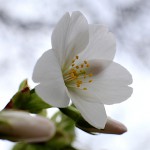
63, 55, 93, 90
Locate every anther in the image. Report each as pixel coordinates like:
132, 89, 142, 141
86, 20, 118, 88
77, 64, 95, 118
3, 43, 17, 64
83, 88, 87, 90
89, 80, 93, 83
76, 84, 80, 87
89, 73, 93, 77
86, 64, 90, 67
70, 73, 75, 78
84, 60, 87, 64
74, 76, 77, 79
81, 64, 84, 68
76, 56, 79, 59
77, 80, 82, 84
76, 66, 79, 69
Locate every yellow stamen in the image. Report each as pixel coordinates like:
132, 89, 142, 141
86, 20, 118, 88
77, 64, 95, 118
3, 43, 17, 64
81, 64, 84, 68
76, 66, 79, 69
76, 55, 79, 59
86, 64, 90, 67
84, 60, 87, 64
64, 55, 93, 91
76, 84, 80, 87
69, 69, 75, 73
77, 80, 82, 84
70, 73, 75, 78
73, 76, 77, 79
89, 73, 93, 77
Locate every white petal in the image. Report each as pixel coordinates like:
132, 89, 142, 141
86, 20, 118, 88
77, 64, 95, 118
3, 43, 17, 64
32, 49, 62, 83
85, 59, 133, 104
68, 90, 107, 129
52, 11, 89, 68
32, 49, 70, 107
51, 12, 70, 66
79, 25, 116, 61
35, 83, 70, 107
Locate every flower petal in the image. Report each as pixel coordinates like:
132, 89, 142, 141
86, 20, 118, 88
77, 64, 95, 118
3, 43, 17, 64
52, 11, 89, 69
32, 49, 62, 83
32, 49, 70, 107
68, 90, 107, 129
35, 83, 70, 107
51, 12, 70, 66
79, 25, 116, 61
84, 59, 133, 104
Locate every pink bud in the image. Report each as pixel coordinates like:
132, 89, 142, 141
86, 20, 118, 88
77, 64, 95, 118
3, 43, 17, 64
83, 117, 127, 135
98, 117, 127, 134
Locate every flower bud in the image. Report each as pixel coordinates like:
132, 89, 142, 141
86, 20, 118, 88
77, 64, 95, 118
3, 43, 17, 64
0, 110, 55, 142
86, 117, 127, 134
100, 117, 127, 134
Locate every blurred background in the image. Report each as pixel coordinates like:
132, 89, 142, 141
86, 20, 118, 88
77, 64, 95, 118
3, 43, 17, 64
0, 0, 150, 149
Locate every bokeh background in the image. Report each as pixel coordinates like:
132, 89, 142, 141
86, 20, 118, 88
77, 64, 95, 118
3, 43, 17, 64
0, 0, 150, 150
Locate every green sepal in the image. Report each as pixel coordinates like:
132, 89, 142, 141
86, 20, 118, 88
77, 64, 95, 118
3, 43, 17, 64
13, 142, 78, 150
13, 143, 49, 150
60, 106, 96, 135
60, 106, 80, 122
51, 111, 76, 147
11, 88, 51, 113
75, 116, 96, 135
18, 79, 28, 91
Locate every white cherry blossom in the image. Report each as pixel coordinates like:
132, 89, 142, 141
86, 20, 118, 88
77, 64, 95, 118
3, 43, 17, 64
32, 11, 133, 129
